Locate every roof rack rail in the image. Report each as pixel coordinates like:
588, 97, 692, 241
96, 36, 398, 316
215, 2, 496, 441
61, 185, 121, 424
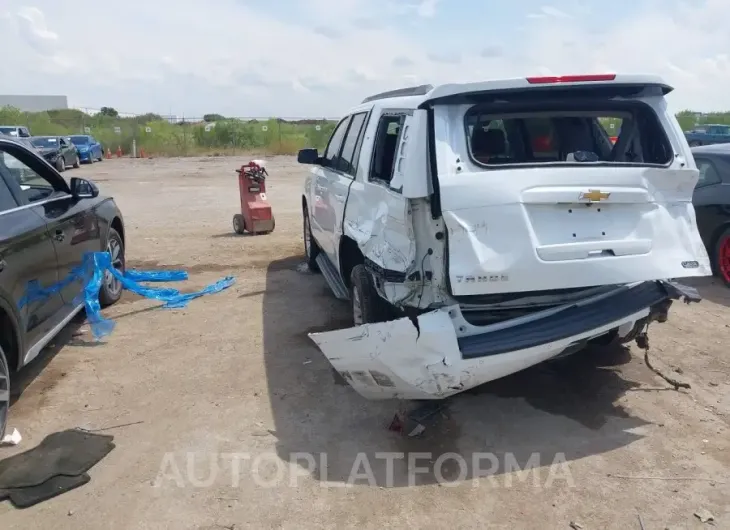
361, 84, 434, 104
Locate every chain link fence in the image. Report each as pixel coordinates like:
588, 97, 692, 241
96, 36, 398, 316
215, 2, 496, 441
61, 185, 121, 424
0, 106, 338, 156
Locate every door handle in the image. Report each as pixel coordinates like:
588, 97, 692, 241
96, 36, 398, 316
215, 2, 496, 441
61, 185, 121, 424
54, 230, 65, 242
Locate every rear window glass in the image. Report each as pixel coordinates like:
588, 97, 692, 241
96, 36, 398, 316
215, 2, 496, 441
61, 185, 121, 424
465, 104, 671, 167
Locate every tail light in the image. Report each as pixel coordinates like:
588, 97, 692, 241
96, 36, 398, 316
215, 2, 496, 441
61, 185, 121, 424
526, 74, 617, 84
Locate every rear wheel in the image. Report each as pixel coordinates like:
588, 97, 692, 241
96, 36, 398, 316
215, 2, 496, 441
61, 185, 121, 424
0, 345, 9, 440
303, 211, 320, 272
715, 227, 730, 287
99, 228, 125, 307
350, 264, 390, 325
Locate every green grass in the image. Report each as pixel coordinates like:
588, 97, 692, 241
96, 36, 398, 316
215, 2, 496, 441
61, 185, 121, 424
0, 107, 337, 156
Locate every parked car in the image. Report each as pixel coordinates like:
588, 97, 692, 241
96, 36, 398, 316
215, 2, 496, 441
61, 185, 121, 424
69, 135, 104, 164
298, 74, 711, 400
0, 135, 126, 438
30, 136, 80, 172
685, 124, 730, 147
0, 126, 31, 138
691, 144, 730, 286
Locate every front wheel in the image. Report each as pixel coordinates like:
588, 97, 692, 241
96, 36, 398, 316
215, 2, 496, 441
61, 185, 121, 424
233, 214, 245, 234
99, 228, 125, 307
303, 211, 320, 271
73, 155, 80, 169
715, 227, 730, 287
350, 264, 390, 325
56, 156, 65, 172
689, 141, 702, 147
0, 345, 9, 440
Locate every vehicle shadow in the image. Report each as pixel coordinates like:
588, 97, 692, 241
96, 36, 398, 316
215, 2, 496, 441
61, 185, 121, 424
263, 255, 651, 488
9, 312, 89, 406
680, 276, 730, 308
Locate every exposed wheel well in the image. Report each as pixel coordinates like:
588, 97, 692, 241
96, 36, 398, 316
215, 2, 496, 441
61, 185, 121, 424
339, 236, 364, 289
0, 308, 19, 373
110, 217, 125, 246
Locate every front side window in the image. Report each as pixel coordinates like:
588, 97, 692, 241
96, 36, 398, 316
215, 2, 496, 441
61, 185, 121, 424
337, 112, 368, 175
0, 149, 56, 203
323, 117, 351, 168
465, 103, 672, 168
0, 175, 19, 213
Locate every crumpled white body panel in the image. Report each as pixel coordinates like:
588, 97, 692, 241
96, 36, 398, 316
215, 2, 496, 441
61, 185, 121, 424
309, 304, 650, 400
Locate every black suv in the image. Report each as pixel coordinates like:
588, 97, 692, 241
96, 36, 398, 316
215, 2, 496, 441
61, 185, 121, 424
0, 136, 126, 438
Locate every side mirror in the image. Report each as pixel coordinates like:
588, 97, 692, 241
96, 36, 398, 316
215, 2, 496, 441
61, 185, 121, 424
297, 148, 319, 165
70, 177, 99, 199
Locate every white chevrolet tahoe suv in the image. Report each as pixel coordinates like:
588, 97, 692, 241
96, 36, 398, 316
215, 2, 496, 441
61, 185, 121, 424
298, 74, 712, 400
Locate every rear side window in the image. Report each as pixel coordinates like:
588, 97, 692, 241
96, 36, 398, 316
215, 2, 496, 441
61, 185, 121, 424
465, 103, 672, 168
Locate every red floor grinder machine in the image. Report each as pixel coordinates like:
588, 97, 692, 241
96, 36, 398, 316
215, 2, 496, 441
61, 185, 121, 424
232, 160, 275, 235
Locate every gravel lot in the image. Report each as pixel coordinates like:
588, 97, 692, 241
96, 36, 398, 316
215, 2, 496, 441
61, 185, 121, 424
1, 156, 729, 529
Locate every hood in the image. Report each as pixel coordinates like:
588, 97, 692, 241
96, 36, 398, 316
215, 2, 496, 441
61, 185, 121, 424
37, 147, 60, 156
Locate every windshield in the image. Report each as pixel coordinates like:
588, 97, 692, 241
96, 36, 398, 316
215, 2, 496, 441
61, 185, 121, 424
70, 136, 90, 146
31, 137, 58, 148
0, 127, 18, 136
464, 101, 673, 167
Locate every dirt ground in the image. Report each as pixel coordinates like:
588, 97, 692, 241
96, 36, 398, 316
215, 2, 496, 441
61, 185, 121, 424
1, 156, 729, 529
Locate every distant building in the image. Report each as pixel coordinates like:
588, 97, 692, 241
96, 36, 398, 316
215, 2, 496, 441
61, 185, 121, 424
0, 95, 68, 112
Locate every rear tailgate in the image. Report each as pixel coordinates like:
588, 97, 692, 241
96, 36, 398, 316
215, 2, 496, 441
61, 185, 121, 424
426, 76, 711, 296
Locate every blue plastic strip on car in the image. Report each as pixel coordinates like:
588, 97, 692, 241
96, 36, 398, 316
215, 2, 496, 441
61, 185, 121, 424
80, 251, 234, 339
18, 251, 234, 340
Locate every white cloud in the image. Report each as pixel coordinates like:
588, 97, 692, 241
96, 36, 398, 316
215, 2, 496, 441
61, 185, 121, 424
1, 0, 729, 116
415, 0, 440, 18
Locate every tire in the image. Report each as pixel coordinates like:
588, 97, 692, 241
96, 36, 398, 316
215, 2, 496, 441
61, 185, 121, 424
350, 264, 390, 325
89, 154, 95, 165
0, 345, 9, 440
233, 214, 245, 235
99, 228, 125, 307
714, 226, 730, 287
303, 210, 320, 271
56, 156, 65, 172
689, 141, 701, 147
73, 155, 80, 169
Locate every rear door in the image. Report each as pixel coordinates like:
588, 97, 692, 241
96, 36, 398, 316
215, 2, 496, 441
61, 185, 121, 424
0, 147, 63, 361
429, 84, 711, 296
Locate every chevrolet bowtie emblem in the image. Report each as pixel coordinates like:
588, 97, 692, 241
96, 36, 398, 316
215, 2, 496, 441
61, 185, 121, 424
579, 189, 610, 202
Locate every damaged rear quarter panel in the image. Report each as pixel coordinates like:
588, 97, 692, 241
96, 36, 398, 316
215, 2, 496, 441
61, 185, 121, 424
342, 182, 416, 274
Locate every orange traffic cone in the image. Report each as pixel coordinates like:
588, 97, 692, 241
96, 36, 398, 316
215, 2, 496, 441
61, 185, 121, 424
105, 148, 112, 159
116, 146, 122, 158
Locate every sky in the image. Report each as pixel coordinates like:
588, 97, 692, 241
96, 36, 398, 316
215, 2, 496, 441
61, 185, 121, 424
1, 0, 729, 118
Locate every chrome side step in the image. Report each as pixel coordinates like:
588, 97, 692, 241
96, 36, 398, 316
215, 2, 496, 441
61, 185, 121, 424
24, 303, 84, 366
316, 254, 350, 300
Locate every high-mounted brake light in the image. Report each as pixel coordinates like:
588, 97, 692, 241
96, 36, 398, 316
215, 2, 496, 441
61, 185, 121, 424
526, 74, 617, 84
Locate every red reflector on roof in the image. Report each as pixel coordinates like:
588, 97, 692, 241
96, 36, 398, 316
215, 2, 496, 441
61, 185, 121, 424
526, 74, 617, 84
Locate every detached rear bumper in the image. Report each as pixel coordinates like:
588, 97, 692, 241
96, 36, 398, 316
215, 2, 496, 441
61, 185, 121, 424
309, 281, 700, 400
